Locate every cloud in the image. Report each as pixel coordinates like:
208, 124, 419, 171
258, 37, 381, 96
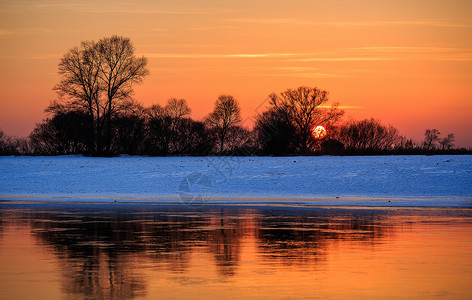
145, 53, 296, 59
250, 72, 339, 79
0, 27, 75, 36
1, 2, 235, 15
144, 50, 472, 62
222, 18, 470, 28
289, 57, 396, 62
320, 105, 362, 109
187, 25, 239, 31
1, 54, 60, 60
0, 29, 13, 36
344, 46, 472, 61
347, 46, 469, 53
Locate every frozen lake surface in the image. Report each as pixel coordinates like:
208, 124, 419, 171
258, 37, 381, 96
1, 155, 471, 207
1, 204, 471, 299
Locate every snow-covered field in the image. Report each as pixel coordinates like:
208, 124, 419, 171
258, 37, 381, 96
1, 155, 471, 207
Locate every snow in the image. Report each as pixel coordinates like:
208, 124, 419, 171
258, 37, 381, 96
1, 155, 471, 207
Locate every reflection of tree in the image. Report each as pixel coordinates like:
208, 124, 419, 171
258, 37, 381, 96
0, 210, 4, 237
2, 206, 393, 298
256, 209, 391, 265
23, 209, 216, 299
206, 211, 253, 276
29, 213, 149, 299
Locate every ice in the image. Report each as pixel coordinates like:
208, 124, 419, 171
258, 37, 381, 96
0, 155, 471, 207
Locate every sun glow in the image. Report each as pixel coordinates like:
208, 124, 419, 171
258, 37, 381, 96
313, 126, 327, 139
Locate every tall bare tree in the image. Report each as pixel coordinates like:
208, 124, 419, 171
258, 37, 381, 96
269, 86, 344, 153
205, 95, 241, 152
335, 118, 400, 151
50, 35, 149, 155
423, 129, 441, 150
144, 98, 192, 155
166, 98, 191, 119
97, 36, 149, 152
439, 133, 455, 150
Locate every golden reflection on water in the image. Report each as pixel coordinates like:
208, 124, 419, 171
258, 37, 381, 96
0, 205, 471, 299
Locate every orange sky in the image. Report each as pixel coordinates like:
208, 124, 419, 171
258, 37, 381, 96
1, 0, 471, 146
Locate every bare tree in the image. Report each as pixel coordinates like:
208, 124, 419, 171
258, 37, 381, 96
439, 133, 455, 150
254, 107, 297, 155
51, 35, 149, 155
166, 98, 191, 119
335, 118, 400, 152
423, 129, 441, 150
269, 86, 344, 153
51, 41, 100, 152
0, 129, 30, 155
144, 98, 193, 155
97, 36, 149, 152
205, 95, 241, 152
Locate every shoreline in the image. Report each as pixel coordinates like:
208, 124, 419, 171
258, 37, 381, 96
1, 194, 471, 209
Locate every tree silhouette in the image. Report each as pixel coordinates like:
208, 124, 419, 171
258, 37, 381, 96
50, 35, 148, 155
205, 95, 242, 152
439, 133, 455, 150
254, 107, 297, 155
29, 111, 91, 155
423, 129, 441, 150
0, 129, 21, 155
267, 86, 344, 153
0, 129, 6, 155
142, 98, 212, 155
110, 103, 147, 155
166, 98, 191, 119
335, 118, 400, 152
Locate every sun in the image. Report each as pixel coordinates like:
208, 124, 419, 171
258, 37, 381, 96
312, 125, 327, 139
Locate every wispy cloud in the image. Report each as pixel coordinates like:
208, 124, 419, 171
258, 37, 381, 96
89, 8, 235, 15
1, 2, 235, 15
320, 105, 362, 109
145, 53, 296, 59
344, 46, 472, 61
0, 29, 13, 36
144, 49, 472, 62
0, 27, 77, 37
289, 57, 396, 62
250, 72, 339, 79
187, 25, 239, 31
222, 18, 470, 28
1, 54, 60, 60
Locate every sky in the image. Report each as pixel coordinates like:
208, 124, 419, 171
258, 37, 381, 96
1, 0, 471, 146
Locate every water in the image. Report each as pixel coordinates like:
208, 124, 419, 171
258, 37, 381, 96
1, 203, 471, 299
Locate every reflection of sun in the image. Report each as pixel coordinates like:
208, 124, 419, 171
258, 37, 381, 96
312, 125, 327, 139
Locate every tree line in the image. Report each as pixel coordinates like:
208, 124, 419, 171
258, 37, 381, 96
0, 35, 469, 156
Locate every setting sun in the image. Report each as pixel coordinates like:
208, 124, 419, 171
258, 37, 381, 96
1, 2, 471, 298
313, 126, 327, 139
0, 0, 471, 147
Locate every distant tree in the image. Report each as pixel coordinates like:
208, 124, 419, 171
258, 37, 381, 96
29, 111, 91, 155
29, 120, 60, 155
172, 118, 212, 155
267, 86, 344, 153
0, 129, 6, 155
0, 129, 24, 155
335, 118, 400, 152
110, 104, 146, 155
423, 129, 441, 150
397, 136, 416, 150
166, 98, 191, 119
205, 95, 242, 152
439, 133, 455, 150
50, 35, 149, 155
254, 107, 297, 155
224, 126, 254, 153
144, 98, 195, 155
